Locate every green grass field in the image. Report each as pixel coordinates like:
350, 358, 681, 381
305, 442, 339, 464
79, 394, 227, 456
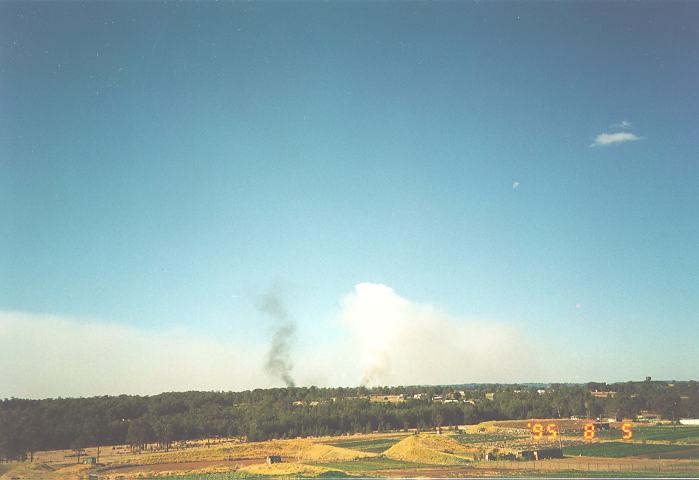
537, 471, 699, 478
633, 426, 699, 443
315, 455, 429, 471
564, 442, 698, 458
326, 437, 402, 452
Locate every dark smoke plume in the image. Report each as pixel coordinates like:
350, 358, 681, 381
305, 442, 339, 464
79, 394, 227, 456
258, 288, 296, 387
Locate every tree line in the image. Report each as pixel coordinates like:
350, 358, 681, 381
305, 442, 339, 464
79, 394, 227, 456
1, 380, 697, 462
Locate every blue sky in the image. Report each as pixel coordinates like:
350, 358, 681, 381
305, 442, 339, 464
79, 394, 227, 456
1, 1, 698, 396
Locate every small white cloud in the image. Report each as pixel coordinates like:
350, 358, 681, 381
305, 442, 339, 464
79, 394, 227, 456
590, 132, 640, 147
611, 120, 632, 129
512, 181, 520, 190
575, 303, 582, 309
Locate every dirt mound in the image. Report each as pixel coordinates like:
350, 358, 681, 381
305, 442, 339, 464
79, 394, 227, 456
461, 422, 494, 433
296, 443, 375, 462
385, 434, 479, 465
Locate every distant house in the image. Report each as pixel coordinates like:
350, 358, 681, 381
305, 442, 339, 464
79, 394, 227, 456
591, 390, 617, 399
266, 455, 282, 464
83, 457, 97, 465
537, 389, 547, 395
636, 411, 663, 422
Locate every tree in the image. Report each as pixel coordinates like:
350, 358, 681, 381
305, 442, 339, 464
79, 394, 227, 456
0, 410, 26, 461
126, 418, 153, 453
0, 381, 685, 451
152, 416, 173, 452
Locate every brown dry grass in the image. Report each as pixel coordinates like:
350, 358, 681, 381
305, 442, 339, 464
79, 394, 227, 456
0, 462, 93, 480
30, 438, 243, 465
100, 465, 237, 479
110, 437, 375, 466
240, 462, 332, 476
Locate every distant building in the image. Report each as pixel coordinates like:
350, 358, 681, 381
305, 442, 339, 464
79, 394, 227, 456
680, 419, 699, 426
84, 457, 97, 465
636, 411, 663, 422
591, 390, 617, 399
485, 392, 495, 401
537, 389, 547, 395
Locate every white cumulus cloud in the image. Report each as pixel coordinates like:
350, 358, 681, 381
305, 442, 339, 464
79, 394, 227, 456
590, 132, 640, 147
